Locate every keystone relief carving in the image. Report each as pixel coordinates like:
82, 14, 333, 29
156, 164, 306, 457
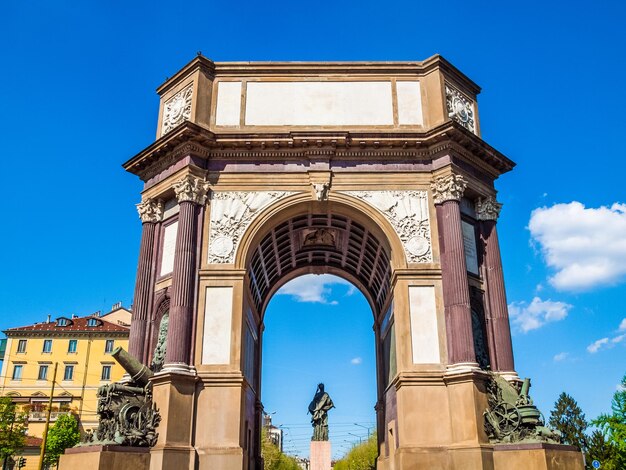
343, 190, 432, 263
161, 83, 193, 135
208, 191, 296, 263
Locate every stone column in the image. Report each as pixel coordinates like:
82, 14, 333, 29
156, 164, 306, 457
432, 173, 477, 367
164, 174, 209, 371
129, 199, 163, 363
476, 196, 515, 373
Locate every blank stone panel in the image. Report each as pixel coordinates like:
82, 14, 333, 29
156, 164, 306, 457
396, 81, 423, 125
202, 286, 233, 365
408, 286, 441, 364
160, 221, 178, 276
215, 81, 242, 126
244, 81, 394, 126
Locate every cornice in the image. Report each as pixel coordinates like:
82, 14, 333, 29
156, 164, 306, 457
156, 55, 215, 96
124, 121, 515, 182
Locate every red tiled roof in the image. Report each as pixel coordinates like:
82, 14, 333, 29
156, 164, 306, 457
4, 316, 130, 334
25, 436, 43, 446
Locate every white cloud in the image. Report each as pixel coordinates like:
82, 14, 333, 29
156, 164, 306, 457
350, 357, 362, 365
508, 296, 572, 333
587, 337, 610, 353
553, 352, 569, 362
619, 318, 626, 332
612, 334, 625, 344
528, 202, 626, 291
276, 274, 352, 304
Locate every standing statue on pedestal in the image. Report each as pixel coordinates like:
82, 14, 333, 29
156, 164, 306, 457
308, 383, 335, 441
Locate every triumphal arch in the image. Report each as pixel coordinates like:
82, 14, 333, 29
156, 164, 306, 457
60, 55, 584, 469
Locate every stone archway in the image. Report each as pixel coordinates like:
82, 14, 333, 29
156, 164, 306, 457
80, 55, 584, 470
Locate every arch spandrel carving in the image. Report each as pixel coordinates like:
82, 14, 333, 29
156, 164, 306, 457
341, 190, 433, 264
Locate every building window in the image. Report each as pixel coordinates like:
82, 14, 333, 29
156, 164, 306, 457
57, 318, 68, 326
12, 365, 23, 381
64, 365, 74, 381
38, 365, 48, 380
104, 340, 114, 354
17, 340, 27, 353
87, 318, 100, 327
68, 340, 77, 353
42, 339, 52, 353
101, 365, 111, 381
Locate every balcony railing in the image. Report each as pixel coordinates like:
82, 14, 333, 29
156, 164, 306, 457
28, 411, 72, 422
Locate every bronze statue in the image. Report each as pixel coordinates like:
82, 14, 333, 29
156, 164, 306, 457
308, 383, 334, 441
81, 347, 161, 447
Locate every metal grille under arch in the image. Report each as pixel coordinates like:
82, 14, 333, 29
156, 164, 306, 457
247, 212, 392, 315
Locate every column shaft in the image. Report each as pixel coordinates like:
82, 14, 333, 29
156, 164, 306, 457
481, 220, 515, 372
437, 200, 476, 365
128, 222, 157, 362
165, 201, 198, 365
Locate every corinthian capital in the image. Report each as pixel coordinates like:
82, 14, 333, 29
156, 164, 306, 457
173, 174, 210, 205
475, 196, 502, 221
136, 199, 164, 223
431, 173, 467, 204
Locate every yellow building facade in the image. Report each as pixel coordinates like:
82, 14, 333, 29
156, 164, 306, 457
0, 304, 131, 443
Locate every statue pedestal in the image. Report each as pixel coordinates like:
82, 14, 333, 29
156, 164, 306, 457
493, 442, 584, 469
58, 445, 150, 470
310, 441, 331, 470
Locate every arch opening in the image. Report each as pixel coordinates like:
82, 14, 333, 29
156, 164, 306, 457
247, 211, 393, 318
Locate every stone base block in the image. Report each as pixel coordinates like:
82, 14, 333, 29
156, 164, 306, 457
310, 441, 331, 470
58, 445, 150, 470
493, 443, 584, 470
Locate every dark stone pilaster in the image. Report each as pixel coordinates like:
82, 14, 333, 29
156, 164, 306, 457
129, 199, 163, 363
164, 175, 209, 368
432, 173, 476, 366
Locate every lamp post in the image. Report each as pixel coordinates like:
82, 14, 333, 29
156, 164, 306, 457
354, 423, 372, 437
348, 433, 363, 445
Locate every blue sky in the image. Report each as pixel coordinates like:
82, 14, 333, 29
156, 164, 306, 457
1, 0, 626, 460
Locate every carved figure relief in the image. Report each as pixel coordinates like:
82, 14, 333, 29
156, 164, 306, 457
343, 190, 432, 263
445, 84, 476, 133
150, 312, 169, 373
161, 83, 193, 135
208, 191, 296, 263
302, 228, 336, 248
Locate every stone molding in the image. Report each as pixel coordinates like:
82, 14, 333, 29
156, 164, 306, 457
475, 196, 502, 221
208, 191, 296, 264
431, 173, 467, 204
173, 174, 210, 205
342, 190, 432, 263
136, 199, 164, 223
161, 83, 193, 135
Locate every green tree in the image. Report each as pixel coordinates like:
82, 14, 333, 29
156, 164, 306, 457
592, 374, 626, 469
0, 397, 27, 469
334, 433, 377, 470
261, 428, 299, 470
43, 413, 80, 467
586, 430, 618, 470
549, 392, 588, 450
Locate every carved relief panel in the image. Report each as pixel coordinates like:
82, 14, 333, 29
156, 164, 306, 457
161, 83, 193, 135
207, 191, 296, 264
342, 190, 433, 263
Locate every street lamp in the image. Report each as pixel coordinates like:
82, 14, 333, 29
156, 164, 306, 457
354, 423, 372, 437
348, 432, 363, 444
